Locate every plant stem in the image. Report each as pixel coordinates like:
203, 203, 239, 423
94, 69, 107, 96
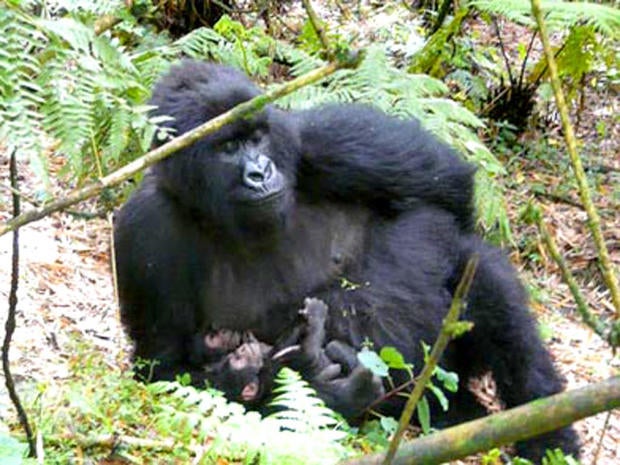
383, 256, 479, 465
530, 0, 620, 318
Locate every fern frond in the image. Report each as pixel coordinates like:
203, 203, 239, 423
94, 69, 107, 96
269, 368, 342, 433
149, 379, 348, 464
469, 0, 620, 37
0, 9, 46, 174
33, 13, 156, 181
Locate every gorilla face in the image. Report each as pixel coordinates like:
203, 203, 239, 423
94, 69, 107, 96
205, 334, 273, 404
219, 129, 291, 234
148, 61, 298, 239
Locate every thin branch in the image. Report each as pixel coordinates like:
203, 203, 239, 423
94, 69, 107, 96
535, 208, 614, 345
93, 15, 121, 35
301, 0, 331, 55
518, 29, 538, 88
530, 0, 620, 318
2, 150, 36, 457
533, 191, 583, 209
430, 0, 453, 35
383, 256, 479, 465
0, 55, 362, 238
340, 376, 620, 465
47, 433, 176, 451
592, 410, 612, 465
493, 18, 515, 86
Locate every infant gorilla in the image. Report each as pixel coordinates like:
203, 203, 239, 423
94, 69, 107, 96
190, 298, 367, 407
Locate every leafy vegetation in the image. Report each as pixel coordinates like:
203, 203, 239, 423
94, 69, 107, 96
0, 0, 509, 235
4, 337, 358, 464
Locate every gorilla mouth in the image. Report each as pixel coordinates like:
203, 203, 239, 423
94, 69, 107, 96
237, 188, 286, 206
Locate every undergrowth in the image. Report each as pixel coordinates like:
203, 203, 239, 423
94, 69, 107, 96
3, 337, 376, 464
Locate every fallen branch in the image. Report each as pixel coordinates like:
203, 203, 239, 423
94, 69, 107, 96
0, 54, 362, 238
340, 376, 620, 465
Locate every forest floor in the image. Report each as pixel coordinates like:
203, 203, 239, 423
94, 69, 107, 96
1, 2, 619, 464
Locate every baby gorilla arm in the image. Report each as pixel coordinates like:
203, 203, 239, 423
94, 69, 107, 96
288, 298, 385, 419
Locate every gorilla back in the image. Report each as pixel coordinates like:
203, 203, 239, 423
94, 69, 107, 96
114, 60, 580, 461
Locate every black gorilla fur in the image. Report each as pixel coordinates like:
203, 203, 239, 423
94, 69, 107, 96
114, 60, 580, 460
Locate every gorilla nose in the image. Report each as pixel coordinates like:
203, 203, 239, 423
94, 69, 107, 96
243, 155, 273, 189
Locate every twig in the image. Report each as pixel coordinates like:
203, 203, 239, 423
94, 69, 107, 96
591, 410, 612, 465
493, 18, 515, 86
0, 55, 362, 238
383, 256, 479, 465
93, 15, 121, 36
533, 191, 583, 209
518, 29, 538, 88
301, 0, 331, 55
0, 183, 40, 207
47, 433, 176, 451
2, 150, 36, 457
531, 0, 620, 318
535, 208, 612, 345
333, 0, 352, 20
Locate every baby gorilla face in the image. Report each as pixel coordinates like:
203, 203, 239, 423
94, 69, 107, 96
204, 331, 272, 403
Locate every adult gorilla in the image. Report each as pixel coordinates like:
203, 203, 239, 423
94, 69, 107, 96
114, 60, 579, 460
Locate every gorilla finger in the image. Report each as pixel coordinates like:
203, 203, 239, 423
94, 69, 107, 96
325, 340, 359, 372
348, 365, 385, 398
300, 297, 328, 323
314, 363, 342, 382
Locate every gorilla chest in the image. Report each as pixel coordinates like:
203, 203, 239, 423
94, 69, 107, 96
201, 204, 369, 339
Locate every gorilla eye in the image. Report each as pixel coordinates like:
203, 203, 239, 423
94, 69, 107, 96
220, 140, 240, 155
249, 130, 264, 144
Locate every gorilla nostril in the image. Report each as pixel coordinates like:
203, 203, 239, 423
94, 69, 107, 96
243, 169, 265, 188
248, 171, 264, 182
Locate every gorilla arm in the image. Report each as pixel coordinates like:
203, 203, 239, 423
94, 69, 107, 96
297, 104, 476, 230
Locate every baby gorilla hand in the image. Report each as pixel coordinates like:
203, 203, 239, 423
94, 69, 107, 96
317, 340, 385, 419
291, 298, 337, 377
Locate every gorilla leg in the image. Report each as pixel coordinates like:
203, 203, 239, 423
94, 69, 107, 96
453, 238, 580, 460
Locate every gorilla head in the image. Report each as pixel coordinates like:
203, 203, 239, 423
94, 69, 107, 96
149, 61, 298, 242
203, 331, 274, 405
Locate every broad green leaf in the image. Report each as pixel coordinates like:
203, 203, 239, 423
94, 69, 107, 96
358, 349, 389, 377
